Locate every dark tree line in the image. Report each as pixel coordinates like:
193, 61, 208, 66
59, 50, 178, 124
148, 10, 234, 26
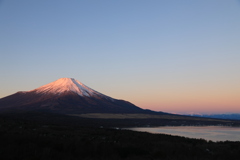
1, 113, 240, 160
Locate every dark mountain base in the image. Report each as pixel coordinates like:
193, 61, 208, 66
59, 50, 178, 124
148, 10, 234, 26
1, 112, 240, 160
1, 111, 240, 128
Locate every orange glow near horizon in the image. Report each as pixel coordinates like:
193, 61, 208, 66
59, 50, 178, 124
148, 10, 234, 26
137, 98, 240, 113
123, 85, 240, 114
139, 102, 240, 114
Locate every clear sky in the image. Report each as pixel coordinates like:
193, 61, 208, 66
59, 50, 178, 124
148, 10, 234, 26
1, 0, 240, 114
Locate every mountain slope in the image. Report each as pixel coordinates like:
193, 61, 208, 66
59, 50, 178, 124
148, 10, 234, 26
0, 78, 146, 114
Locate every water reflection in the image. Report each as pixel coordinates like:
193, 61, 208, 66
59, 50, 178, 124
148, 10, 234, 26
127, 126, 240, 142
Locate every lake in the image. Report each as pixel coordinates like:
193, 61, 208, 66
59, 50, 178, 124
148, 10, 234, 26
127, 126, 240, 142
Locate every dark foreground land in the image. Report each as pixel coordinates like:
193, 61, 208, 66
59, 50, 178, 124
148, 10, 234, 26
1, 112, 240, 160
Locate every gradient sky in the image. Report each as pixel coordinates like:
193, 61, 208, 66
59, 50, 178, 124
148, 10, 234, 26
1, 0, 240, 114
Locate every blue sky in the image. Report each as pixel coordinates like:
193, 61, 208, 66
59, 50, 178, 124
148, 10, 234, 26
1, 0, 240, 114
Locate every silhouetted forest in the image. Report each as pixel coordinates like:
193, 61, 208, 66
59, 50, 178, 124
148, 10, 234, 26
1, 112, 240, 160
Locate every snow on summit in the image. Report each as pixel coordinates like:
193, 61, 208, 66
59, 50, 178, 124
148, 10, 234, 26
30, 78, 110, 98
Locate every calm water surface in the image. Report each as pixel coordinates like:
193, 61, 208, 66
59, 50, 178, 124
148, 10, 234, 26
127, 126, 240, 142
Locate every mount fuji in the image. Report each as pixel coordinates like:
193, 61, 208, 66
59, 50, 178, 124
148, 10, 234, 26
0, 78, 149, 114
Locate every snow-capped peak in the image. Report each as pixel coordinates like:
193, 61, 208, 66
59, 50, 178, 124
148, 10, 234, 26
29, 78, 113, 99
